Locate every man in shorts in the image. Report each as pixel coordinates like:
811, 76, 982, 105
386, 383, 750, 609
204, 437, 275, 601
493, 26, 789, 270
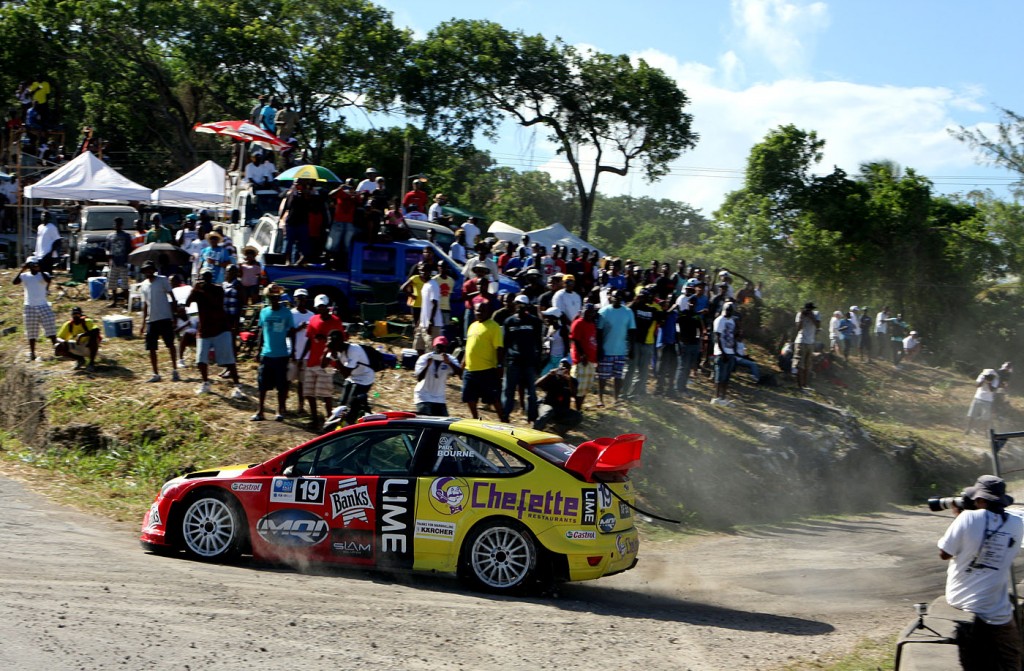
55, 306, 100, 371
462, 302, 507, 422
252, 284, 294, 421
569, 303, 599, 410
597, 290, 635, 406
138, 260, 180, 382
299, 294, 346, 428
13, 255, 57, 361
414, 263, 443, 355
185, 270, 243, 398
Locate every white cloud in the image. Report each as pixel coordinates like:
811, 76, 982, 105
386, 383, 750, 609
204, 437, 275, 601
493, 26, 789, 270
730, 0, 829, 76
519, 50, 998, 217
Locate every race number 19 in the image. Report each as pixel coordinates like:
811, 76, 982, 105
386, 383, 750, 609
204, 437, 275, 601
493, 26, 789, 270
297, 478, 325, 504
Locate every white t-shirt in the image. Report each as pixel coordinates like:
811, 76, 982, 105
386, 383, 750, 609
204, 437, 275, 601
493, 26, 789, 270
428, 202, 444, 222
460, 221, 480, 247
828, 315, 842, 339
552, 289, 582, 322
875, 312, 889, 334
19, 271, 50, 306
419, 279, 444, 328
35, 223, 61, 258
713, 315, 735, 355
356, 178, 377, 194
141, 275, 174, 322
794, 310, 819, 345
850, 312, 862, 336
974, 374, 998, 402
340, 344, 375, 386
414, 352, 458, 405
290, 308, 314, 358
245, 161, 276, 187
938, 508, 1024, 624
449, 242, 467, 264
903, 335, 920, 352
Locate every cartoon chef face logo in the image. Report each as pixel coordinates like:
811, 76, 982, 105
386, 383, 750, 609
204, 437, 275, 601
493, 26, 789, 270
429, 477, 468, 515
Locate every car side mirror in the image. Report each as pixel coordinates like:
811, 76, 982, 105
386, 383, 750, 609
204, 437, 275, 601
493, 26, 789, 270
68, 223, 80, 231
230, 209, 240, 224
282, 465, 296, 477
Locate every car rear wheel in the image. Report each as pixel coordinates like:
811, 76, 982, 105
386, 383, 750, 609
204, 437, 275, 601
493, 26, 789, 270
180, 491, 245, 561
462, 519, 537, 593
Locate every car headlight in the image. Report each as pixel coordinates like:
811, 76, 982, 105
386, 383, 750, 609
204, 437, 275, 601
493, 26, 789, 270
159, 477, 185, 498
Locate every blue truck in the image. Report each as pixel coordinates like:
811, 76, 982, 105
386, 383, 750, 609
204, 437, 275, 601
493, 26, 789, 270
261, 237, 517, 319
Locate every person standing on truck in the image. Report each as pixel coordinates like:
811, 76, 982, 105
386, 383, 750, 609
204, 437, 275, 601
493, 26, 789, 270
402, 178, 429, 216
279, 179, 320, 265
327, 182, 359, 268
356, 167, 379, 194
938, 475, 1024, 670
299, 295, 346, 429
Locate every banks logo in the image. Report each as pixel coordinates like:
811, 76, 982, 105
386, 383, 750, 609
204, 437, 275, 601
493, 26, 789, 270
330, 478, 373, 526
231, 482, 262, 492
429, 477, 468, 515
256, 510, 328, 547
565, 530, 597, 540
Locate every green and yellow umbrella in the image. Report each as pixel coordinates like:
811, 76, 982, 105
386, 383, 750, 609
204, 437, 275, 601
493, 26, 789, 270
277, 164, 341, 182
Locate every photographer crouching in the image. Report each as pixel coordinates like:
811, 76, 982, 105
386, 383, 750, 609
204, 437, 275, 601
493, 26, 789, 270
936, 475, 1024, 670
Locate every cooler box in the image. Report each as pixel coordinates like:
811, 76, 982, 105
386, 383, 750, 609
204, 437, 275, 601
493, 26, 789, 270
401, 348, 418, 370
381, 351, 398, 370
88, 276, 108, 300
102, 315, 133, 338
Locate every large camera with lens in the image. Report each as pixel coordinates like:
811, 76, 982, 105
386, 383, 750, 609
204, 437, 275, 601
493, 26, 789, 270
928, 495, 976, 512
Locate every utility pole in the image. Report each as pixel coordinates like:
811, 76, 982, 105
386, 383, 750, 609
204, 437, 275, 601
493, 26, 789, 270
401, 127, 412, 197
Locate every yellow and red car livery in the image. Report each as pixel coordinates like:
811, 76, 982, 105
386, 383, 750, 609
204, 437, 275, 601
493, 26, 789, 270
140, 413, 644, 592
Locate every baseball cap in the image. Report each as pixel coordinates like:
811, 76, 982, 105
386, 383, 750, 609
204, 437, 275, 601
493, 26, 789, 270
514, 295, 530, 305
542, 307, 562, 318
849, 305, 860, 312
685, 278, 700, 287
264, 284, 283, 297
314, 294, 331, 307
559, 357, 572, 367
432, 335, 449, 347
26, 255, 39, 264
71, 306, 83, 315
293, 288, 309, 297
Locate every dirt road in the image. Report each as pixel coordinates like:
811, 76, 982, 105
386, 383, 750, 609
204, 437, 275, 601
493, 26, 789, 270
0, 473, 952, 670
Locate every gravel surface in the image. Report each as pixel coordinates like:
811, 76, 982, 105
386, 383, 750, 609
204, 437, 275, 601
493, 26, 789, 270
0, 472, 953, 670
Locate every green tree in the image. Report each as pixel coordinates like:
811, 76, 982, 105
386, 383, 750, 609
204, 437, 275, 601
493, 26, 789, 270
406, 19, 697, 241
951, 107, 1024, 198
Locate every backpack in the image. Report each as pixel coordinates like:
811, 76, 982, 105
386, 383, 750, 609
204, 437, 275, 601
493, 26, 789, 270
359, 344, 388, 372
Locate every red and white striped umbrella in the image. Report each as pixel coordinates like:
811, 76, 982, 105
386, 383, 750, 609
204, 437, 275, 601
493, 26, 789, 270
193, 120, 291, 151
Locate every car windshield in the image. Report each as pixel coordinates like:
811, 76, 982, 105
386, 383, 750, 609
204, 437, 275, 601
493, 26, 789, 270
84, 211, 133, 231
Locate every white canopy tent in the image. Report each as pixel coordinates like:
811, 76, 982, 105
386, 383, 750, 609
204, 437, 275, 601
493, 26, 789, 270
23, 151, 151, 201
486, 221, 606, 258
151, 160, 227, 209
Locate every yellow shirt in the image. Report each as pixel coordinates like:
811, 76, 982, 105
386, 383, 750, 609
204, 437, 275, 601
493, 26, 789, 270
465, 319, 503, 371
645, 303, 662, 345
407, 275, 425, 308
57, 317, 97, 342
30, 81, 50, 104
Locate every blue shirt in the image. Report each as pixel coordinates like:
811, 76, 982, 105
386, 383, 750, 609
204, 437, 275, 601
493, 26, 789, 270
200, 246, 233, 284
597, 305, 635, 357
260, 105, 276, 133
657, 309, 678, 346
259, 305, 295, 358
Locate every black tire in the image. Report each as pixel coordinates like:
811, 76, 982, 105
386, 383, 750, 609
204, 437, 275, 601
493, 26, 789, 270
460, 518, 538, 593
179, 490, 246, 561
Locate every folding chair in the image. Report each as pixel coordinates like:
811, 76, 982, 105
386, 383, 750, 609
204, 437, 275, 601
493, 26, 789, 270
56, 263, 89, 300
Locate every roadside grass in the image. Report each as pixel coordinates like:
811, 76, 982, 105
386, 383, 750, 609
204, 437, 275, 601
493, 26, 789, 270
779, 635, 894, 670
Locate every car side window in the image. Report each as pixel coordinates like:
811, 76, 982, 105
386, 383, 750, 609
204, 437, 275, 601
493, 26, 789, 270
303, 429, 420, 476
361, 246, 397, 275
429, 432, 530, 477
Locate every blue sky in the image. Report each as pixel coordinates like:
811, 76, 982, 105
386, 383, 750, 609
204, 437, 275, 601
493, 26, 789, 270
372, 0, 1024, 215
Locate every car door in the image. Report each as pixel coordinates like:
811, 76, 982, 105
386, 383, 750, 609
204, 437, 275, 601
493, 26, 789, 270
255, 428, 423, 567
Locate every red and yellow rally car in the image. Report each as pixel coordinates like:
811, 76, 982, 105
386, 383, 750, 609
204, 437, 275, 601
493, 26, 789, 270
140, 413, 645, 593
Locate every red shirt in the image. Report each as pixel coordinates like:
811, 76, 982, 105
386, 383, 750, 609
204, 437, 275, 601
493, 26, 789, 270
462, 277, 480, 310
402, 189, 429, 214
331, 189, 358, 223
570, 316, 598, 365
304, 314, 346, 366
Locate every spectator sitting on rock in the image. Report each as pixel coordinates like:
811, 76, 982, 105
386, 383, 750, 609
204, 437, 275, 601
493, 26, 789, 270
733, 335, 760, 383
55, 306, 100, 372
902, 330, 921, 364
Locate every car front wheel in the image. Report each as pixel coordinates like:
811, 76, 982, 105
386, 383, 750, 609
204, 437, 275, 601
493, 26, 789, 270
462, 519, 538, 593
180, 491, 244, 560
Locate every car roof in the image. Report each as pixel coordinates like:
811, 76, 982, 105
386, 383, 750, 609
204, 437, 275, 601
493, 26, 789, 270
354, 415, 561, 445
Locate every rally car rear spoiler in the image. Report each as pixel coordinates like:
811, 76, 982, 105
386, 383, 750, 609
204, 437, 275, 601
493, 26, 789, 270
564, 433, 645, 481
